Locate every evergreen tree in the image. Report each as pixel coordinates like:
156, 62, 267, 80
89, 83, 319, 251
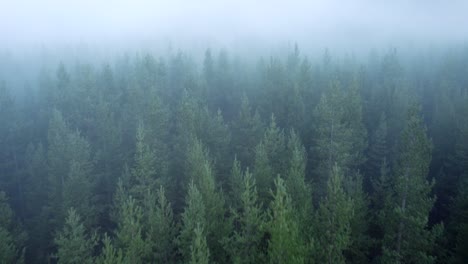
145, 186, 176, 263
185, 137, 229, 262
231, 94, 264, 168
178, 182, 206, 262
96, 234, 124, 264
114, 196, 146, 263
344, 172, 371, 263
54, 208, 97, 264
311, 82, 352, 196
254, 115, 286, 206
381, 105, 442, 264
285, 130, 313, 235
129, 122, 158, 200
268, 176, 306, 264
226, 168, 266, 264
0, 191, 25, 263
366, 113, 389, 192
449, 179, 468, 264
190, 223, 210, 264
229, 157, 244, 209
315, 165, 354, 264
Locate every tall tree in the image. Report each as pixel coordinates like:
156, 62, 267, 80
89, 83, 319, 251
315, 165, 354, 264
381, 105, 442, 264
268, 176, 306, 264
145, 186, 176, 263
0, 191, 25, 263
114, 195, 146, 263
190, 224, 210, 264
285, 130, 313, 235
178, 182, 207, 262
231, 94, 264, 169
54, 208, 97, 264
254, 115, 286, 206
226, 167, 266, 264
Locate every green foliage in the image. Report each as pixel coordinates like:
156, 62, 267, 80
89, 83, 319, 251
254, 115, 286, 206
145, 186, 176, 263
96, 234, 124, 264
54, 208, 97, 264
185, 137, 230, 261
381, 105, 441, 264
129, 122, 159, 199
178, 182, 206, 262
114, 196, 146, 263
268, 176, 306, 264
226, 168, 266, 264
315, 165, 354, 264
231, 94, 264, 168
2, 45, 466, 264
0, 191, 25, 263
47, 109, 95, 227
311, 81, 364, 196
190, 224, 210, 264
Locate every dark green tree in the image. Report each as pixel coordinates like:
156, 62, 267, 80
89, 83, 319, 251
268, 176, 306, 264
381, 105, 442, 264
54, 208, 97, 264
315, 165, 354, 264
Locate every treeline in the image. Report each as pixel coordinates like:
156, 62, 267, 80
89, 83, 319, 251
0, 46, 468, 263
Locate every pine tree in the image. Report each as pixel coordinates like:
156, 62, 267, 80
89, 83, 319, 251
129, 122, 158, 200
229, 157, 244, 209
311, 82, 352, 196
0, 191, 25, 263
146, 185, 176, 263
54, 208, 97, 264
96, 234, 124, 264
381, 105, 442, 264
312, 79, 367, 197
315, 165, 354, 264
114, 196, 146, 263
254, 142, 274, 207
366, 113, 389, 191
226, 168, 266, 264
344, 172, 370, 263
190, 224, 210, 264
254, 115, 286, 206
450, 178, 468, 264
285, 130, 313, 235
231, 94, 264, 168
268, 176, 306, 264
178, 182, 206, 262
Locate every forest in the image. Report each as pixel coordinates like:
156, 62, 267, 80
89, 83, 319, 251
0, 45, 468, 264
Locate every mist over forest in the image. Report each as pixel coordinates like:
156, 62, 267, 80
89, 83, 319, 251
1, 1, 468, 263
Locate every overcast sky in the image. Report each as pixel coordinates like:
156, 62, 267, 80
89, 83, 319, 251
1, 0, 468, 50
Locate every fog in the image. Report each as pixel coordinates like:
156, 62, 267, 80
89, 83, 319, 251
2, 0, 468, 50
1, 0, 468, 94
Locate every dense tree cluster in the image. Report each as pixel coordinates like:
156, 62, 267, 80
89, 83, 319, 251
0, 46, 467, 263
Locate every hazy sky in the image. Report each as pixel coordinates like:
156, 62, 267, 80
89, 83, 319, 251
1, 0, 468, 49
